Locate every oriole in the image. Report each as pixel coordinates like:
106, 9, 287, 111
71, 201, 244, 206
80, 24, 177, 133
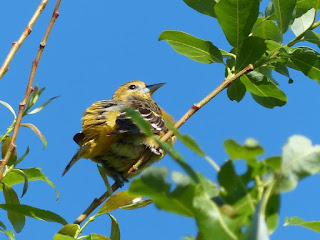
62, 80, 174, 186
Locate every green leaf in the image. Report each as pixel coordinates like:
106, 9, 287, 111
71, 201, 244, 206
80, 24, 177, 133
296, 0, 319, 17
257, 67, 278, 85
304, 30, 320, 48
15, 147, 29, 166
27, 96, 59, 115
250, 93, 286, 109
235, 37, 266, 72
11, 169, 28, 198
0, 204, 67, 225
0, 220, 6, 230
278, 135, 320, 192
108, 214, 120, 240
220, 49, 236, 59
130, 167, 196, 217
25, 85, 45, 115
265, 1, 276, 20
271, 62, 290, 78
252, 18, 281, 42
227, 79, 246, 102
265, 194, 280, 234
184, 236, 196, 240
290, 47, 320, 83
0, 100, 16, 119
0, 229, 15, 240
264, 156, 282, 171
20, 123, 47, 149
1, 136, 17, 166
284, 216, 320, 233
97, 165, 113, 196
310, 0, 320, 9
272, 0, 296, 39
197, 174, 219, 199
1, 168, 60, 201
215, 0, 259, 49
119, 198, 153, 210
159, 31, 223, 64
81, 234, 111, 240
218, 161, 250, 204
58, 224, 80, 238
246, 201, 270, 240
165, 121, 205, 157
2, 184, 25, 233
265, 39, 285, 52
98, 191, 138, 215
241, 71, 287, 108
193, 187, 238, 240
290, 8, 315, 36
183, 0, 217, 18
224, 138, 264, 165
125, 108, 152, 136
53, 233, 77, 240
155, 139, 199, 182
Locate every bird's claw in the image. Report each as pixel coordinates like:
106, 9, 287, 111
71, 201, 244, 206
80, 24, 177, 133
112, 173, 129, 188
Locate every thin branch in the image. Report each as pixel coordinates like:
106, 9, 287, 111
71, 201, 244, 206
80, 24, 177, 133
73, 64, 254, 225
0, 0, 61, 182
0, 0, 49, 80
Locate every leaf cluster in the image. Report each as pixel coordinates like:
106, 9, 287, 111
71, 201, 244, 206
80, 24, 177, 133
160, 0, 320, 108
112, 110, 320, 240
129, 108, 320, 239
0, 86, 60, 239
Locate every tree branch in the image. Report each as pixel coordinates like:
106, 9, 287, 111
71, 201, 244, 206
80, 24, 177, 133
0, 0, 49, 80
0, 0, 61, 182
73, 64, 254, 225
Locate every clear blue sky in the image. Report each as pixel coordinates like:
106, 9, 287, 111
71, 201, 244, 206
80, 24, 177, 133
0, 1, 320, 239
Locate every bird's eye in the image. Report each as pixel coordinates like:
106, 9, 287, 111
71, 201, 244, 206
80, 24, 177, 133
128, 84, 137, 90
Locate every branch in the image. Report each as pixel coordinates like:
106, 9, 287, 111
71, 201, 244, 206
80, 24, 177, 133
73, 64, 254, 225
0, 0, 61, 182
0, 0, 50, 80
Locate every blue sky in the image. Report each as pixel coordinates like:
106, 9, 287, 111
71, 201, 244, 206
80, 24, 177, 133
0, 0, 320, 239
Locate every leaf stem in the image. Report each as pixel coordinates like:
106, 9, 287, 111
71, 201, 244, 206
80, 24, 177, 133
75, 215, 97, 238
286, 19, 320, 47
0, 121, 16, 143
73, 64, 254, 225
0, 0, 61, 182
261, 178, 277, 217
0, 0, 49, 80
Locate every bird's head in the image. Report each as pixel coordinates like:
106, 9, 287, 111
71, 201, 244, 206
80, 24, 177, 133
112, 80, 165, 101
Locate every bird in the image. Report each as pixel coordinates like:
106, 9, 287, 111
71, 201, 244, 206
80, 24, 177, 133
62, 80, 174, 187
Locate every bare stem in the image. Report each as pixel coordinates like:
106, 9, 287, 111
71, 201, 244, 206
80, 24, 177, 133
0, 0, 61, 182
73, 64, 254, 225
0, 0, 49, 80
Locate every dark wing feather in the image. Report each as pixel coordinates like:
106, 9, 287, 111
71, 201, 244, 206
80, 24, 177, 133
110, 96, 167, 135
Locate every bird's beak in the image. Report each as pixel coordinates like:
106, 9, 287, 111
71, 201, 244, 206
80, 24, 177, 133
145, 83, 165, 94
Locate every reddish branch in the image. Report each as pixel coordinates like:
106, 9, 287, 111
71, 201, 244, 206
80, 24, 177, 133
0, 0, 49, 80
0, 0, 62, 182
74, 64, 254, 225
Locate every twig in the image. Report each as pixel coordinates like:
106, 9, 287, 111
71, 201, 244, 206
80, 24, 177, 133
0, 0, 61, 182
73, 64, 254, 225
0, 0, 49, 80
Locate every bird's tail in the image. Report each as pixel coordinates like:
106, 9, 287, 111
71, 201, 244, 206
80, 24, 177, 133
62, 141, 92, 176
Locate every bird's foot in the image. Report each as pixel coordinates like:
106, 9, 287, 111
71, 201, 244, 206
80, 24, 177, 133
112, 172, 129, 188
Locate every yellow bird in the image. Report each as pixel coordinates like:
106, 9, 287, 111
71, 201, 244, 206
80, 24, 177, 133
62, 80, 174, 186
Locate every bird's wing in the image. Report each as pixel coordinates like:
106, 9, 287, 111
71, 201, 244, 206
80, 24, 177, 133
73, 100, 126, 145
63, 100, 126, 176
110, 96, 168, 135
